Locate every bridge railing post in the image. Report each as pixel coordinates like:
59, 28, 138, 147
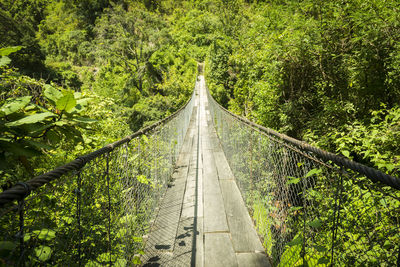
330, 168, 343, 265
105, 152, 112, 267
17, 197, 25, 267
76, 171, 82, 266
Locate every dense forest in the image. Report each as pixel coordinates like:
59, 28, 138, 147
1, 0, 399, 187
1, 0, 399, 265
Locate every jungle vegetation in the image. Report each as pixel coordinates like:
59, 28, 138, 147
0, 0, 399, 264
2, 0, 398, 185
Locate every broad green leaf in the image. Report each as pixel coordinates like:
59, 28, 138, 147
24, 233, 31, 242
46, 129, 62, 144
0, 141, 41, 157
0, 96, 31, 116
69, 101, 88, 114
43, 85, 63, 104
307, 219, 322, 228
305, 168, 322, 177
56, 92, 76, 112
279, 238, 302, 266
63, 125, 83, 143
0, 56, 11, 66
32, 229, 56, 241
74, 92, 82, 99
68, 98, 92, 113
54, 121, 69, 126
287, 236, 302, 247
76, 98, 91, 106
5, 112, 56, 127
0, 46, 23, 56
287, 176, 300, 184
25, 123, 55, 136
22, 140, 53, 151
342, 150, 350, 158
62, 216, 73, 224
34, 245, 52, 262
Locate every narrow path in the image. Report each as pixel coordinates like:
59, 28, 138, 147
142, 76, 270, 266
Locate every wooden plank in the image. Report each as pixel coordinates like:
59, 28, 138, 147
181, 153, 197, 218
203, 174, 229, 233
219, 180, 265, 253
236, 253, 271, 267
203, 184, 228, 232
204, 233, 238, 267
202, 139, 228, 233
180, 132, 194, 154
214, 151, 234, 180
195, 217, 204, 267
197, 166, 203, 218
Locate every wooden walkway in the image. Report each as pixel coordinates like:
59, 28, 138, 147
142, 76, 270, 266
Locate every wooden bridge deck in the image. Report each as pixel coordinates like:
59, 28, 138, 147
142, 76, 270, 266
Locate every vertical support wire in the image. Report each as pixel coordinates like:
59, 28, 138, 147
15, 182, 30, 267
302, 169, 307, 265
18, 198, 25, 267
76, 171, 82, 267
106, 153, 112, 267
330, 171, 344, 265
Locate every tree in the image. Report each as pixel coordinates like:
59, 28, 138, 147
95, 5, 169, 95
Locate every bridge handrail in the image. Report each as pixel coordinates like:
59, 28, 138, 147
207, 88, 400, 190
0, 91, 195, 207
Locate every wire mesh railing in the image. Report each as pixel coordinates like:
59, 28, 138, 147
0, 90, 195, 266
207, 86, 400, 266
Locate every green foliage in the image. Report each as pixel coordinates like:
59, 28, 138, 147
0, 46, 23, 67
0, 63, 96, 180
37, 1, 88, 63
0, 3, 46, 74
169, 8, 220, 61
3, 0, 398, 265
306, 105, 400, 176
94, 4, 168, 94
205, 0, 400, 171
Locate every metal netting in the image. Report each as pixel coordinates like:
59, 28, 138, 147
207, 87, 400, 266
0, 92, 194, 266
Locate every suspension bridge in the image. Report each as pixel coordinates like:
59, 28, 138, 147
0, 72, 399, 266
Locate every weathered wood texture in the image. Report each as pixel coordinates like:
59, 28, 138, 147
142, 75, 270, 266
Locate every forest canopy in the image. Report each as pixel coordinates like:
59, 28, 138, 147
1, 0, 399, 189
